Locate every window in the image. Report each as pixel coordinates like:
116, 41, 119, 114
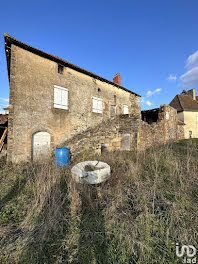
166, 112, 169, 120
92, 97, 102, 113
58, 64, 64, 74
54, 85, 68, 110
110, 105, 116, 117
123, 105, 129, 114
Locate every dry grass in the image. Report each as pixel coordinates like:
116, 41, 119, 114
0, 140, 198, 263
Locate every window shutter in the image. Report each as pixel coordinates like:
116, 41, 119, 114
92, 98, 98, 113
61, 89, 68, 109
54, 85, 68, 109
97, 99, 102, 113
123, 105, 129, 114
92, 97, 102, 113
54, 87, 62, 106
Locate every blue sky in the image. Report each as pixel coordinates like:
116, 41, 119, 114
1, 0, 198, 112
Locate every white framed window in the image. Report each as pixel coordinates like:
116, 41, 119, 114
54, 85, 68, 110
166, 112, 169, 120
123, 105, 129, 114
92, 97, 102, 113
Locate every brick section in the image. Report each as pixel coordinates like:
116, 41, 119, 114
113, 73, 121, 86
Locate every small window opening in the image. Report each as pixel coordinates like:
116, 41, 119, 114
98, 88, 101, 92
58, 64, 64, 74
141, 108, 159, 124
114, 95, 117, 104
166, 112, 170, 120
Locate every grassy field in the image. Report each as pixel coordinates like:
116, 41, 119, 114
0, 140, 198, 264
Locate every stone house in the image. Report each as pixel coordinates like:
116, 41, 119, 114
4, 33, 141, 163
169, 89, 198, 139
4, 34, 185, 163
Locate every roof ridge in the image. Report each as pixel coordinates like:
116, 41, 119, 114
177, 94, 184, 111
4, 33, 141, 97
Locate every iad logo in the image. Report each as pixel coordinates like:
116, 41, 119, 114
176, 243, 197, 263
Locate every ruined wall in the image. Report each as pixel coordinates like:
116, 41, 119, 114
138, 105, 183, 150
59, 106, 184, 158
177, 123, 185, 140
60, 115, 140, 157
8, 45, 140, 163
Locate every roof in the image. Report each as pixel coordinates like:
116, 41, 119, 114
169, 94, 198, 112
141, 108, 159, 113
4, 33, 141, 97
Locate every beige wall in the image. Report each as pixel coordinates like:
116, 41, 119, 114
182, 111, 198, 138
8, 44, 141, 162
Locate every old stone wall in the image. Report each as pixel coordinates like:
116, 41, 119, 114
8, 45, 140, 163
59, 105, 184, 157
60, 115, 140, 157
177, 123, 185, 140
138, 105, 184, 150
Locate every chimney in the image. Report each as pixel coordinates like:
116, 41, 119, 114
187, 89, 196, 100
113, 73, 121, 86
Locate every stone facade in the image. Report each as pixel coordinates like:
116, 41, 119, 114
6, 41, 140, 163
60, 105, 184, 157
4, 34, 185, 163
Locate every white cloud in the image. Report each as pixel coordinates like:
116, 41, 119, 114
0, 97, 9, 103
146, 88, 162, 97
140, 97, 152, 107
167, 74, 177, 81
140, 97, 145, 104
186, 50, 198, 69
180, 66, 198, 88
145, 100, 152, 106
180, 50, 198, 88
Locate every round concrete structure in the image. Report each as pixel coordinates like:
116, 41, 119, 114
71, 160, 110, 184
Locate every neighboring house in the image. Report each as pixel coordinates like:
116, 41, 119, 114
169, 89, 198, 139
4, 33, 141, 163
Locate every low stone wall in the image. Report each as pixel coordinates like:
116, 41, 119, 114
60, 115, 140, 157
59, 105, 185, 157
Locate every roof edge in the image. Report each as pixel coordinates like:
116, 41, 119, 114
4, 33, 141, 97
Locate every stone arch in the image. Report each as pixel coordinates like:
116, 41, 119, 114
32, 131, 51, 161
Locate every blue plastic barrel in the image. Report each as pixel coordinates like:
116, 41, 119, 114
55, 147, 70, 167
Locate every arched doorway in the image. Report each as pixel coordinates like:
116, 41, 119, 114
32, 131, 51, 161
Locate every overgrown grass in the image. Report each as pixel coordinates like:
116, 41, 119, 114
0, 140, 198, 263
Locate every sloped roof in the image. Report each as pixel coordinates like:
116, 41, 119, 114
169, 94, 198, 112
4, 33, 141, 97
0, 114, 8, 125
